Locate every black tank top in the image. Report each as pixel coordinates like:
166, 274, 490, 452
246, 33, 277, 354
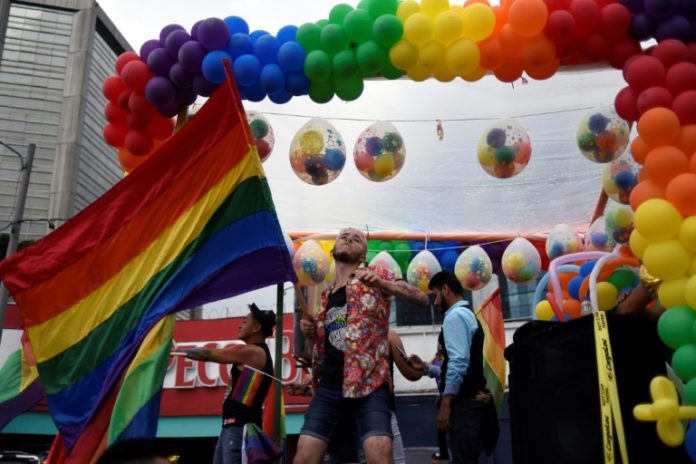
439, 320, 486, 399
222, 342, 273, 427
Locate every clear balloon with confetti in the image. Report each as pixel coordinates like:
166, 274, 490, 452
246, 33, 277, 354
292, 239, 329, 286
584, 216, 616, 251
477, 119, 532, 179
602, 150, 639, 205
407, 250, 442, 293
576, 107, 629, 163
502, 238, 541, 284
289, 118, 346, 185
246, 111, 275, 163
604, 200, 634, 245
353, 121, 406, 182
545, 224, 582, 260
370, 251, 403, 279
454, 246, 493, 291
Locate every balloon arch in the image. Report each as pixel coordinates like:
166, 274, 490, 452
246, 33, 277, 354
100, 0, 696, 458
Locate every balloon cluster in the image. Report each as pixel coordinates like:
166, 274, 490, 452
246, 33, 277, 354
353, 121, 406, 182
407, 250, 442, 293
602, 149, 640, 204
300, 0, 405, 103
623, 0, 696, 43
616, 40, 696, 123
604, 200, 634, 245
576, 107, 630, 163
454, 245, 493, 291
246, 111, 275, 162
584, 216, 616, 252
292, 239, 330, 285
102, 52, 176, 172
289, 118, 346, 185
545, 223, 582, 260
502, 237, 541, 284
658, 305, 696, 410
477, 119, 532, 179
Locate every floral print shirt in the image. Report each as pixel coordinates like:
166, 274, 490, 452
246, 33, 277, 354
312, 266, 395, 398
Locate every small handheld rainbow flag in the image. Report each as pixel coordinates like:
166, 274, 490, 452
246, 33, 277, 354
230, 366, 265, 407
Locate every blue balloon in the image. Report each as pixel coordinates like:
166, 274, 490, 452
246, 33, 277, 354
439, 249, 459, 273
227, 33, 253, 58
254, 34, 280, 65
278, 42, 306, 72
286, 71, 310, 96
259, 63, 285, 94
324, 148, 346, 170
233, 54, 261, 87
201, 50, 232, 84
277, 25, 298, 44
588, 113, 609, 133
409, 241, 425, 254
568, 276, 584, 300
250, 30, 270, 42
614, 171, 637, 189
224, 16, 249, 36
580, 260, 596, 277
240, 82, 266, 102
269, 89, 292, 104
685, 420, 696, 462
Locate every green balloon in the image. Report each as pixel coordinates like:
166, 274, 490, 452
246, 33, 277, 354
672, 344, 696, 382
607, 269, 637, 291
309, 80, 335, 104
366, 250, 377, 263
334, 75, 364, 101
344, 9, 373, 43
304, 50, 332, 82
316, 19, 329, 28
367, 0, 399, 18
658, 306, 696, 349
378, 240, 394, 252
361, 68, 379, 78
296, 23, 321, 51
578, 132, 597, 152
249, 119, 269, 139
372, 14, 403, 47
321, 24, 348, 54
330, 3, 354, 24
333, 49, 358, 79
685, 378, 696, 406
357, 0, 370, 11
356, 40, 386, 74
380, 61, 405, 80
392, 241, 413, 260
495, 145, 515, 164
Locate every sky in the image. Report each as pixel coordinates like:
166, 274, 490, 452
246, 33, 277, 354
96, 0, 633, 315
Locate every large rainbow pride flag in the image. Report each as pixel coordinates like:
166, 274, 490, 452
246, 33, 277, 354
0, 77, 296, 458
475, 288, 506, 408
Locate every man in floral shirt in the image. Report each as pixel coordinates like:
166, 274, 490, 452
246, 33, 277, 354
294, 228, 429, 464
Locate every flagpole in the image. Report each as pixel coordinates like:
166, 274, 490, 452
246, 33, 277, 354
273, 283, 284, 446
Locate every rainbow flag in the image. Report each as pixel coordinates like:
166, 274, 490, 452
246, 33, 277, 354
230, 367, 265, 407
0, 77, 296, 455
0, 332, 42, 430
475, 289, 506, 408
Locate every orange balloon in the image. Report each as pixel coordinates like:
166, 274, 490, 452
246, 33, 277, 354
508, 0, 549, 37
526, 58, 560, 80
501, 0, 515, 8
637, 167, 649, 183
479, 37, 505, 70
494, 57, 525, 82
464, 0, 491, 5
559, 271, 576, 289
500, 24, 526, 58
643, 145, 689, 185
118, 147, 148, 173
492, 6, 508, 36
522, 35, 556, 68
630, 136, 650, 165
629, 179, 666, 210
563, 299, 582, 319
666, 173, 696, 216
691, 152, 696, 174
678, 124, 696, 156
637, 107, 682, 147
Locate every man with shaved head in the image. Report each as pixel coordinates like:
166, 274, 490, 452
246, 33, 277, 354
294, 228, 429, 464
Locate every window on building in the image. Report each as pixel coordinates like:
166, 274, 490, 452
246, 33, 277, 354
499, 271, 546, 320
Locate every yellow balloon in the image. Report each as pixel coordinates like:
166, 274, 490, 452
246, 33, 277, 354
629, 229, 651, 260
404, 12, 433, 46
445, 38, 480, 75
419, 40, 446, 69
634, 199, 683, 241
651, 398, 680, 421
685, 274, 696, 308
478, 144, 496, 167
390, 39, 419, 70
461, 3, 496, 42
690, 256, 696, 276
602, 165, 620, 196
406, 62, 432, 81
461, 66, 487, 82
658, 277, 688, 308
535, 300, 554, 320
433, 10, 463, 45
373, 153, 396, 177
299, 130, 324, 155
421, 0, 450, 18
643, 239, 691, 280
597, 281, 619, 311
325, 259, 336, 283
318, 239, 335, 261
450, 5, 465, 15
397, 0, 421, 22
433, 63, 457, 82
679, 216, 696, 253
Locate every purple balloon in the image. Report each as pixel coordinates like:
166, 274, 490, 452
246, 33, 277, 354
145, 76, 176, 107
159, 24, 185, 44
176, 87, 197, 106
147, 48, 175, 77
190, 20, 203, 40
165, 29, 191, 58
677, 0, 696, 14
644, 0, 678, 20
139, 39, 162, 61
656, 14, 692, 40
198, 17, 230, 51
620, 0, 645, 13
159, 101, 180, 118
178, 40, 206, 73
193, 74, 218, 97
629, 12, 657, 40
169, 62, 194, 88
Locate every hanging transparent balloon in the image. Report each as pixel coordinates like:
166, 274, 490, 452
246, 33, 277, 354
407, 250, 442, 293
477, 119, 532, 179
292, 240, 330, 286
246, 111, 275, 163
576, 107, 629, 163
454, 246, 493, 291
545, 224, 582, 260
604, 200, 634, 245
353, 121, 406, 182
602, 150, 639, 205
502, 238, 541, 284
584, 216, 616, 252
370, 251, 403, 279
289, 118, 346, 185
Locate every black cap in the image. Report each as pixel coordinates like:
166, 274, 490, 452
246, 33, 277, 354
249, 303, 276, 337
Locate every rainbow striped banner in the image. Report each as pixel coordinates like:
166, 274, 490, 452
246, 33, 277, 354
476, 288, 506, 408
230, 367, 265, 407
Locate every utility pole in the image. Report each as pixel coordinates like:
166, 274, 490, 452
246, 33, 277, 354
0, 141, 35, 348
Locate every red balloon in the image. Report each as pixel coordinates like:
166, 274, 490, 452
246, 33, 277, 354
608, 37, 642, 69
599, 4, 631, 41
104, 102, 128, 124
672, 91, 696, 125
526, 58, 560, 80
625, 56, 666, 92
103, 123, 128, 147
256, 139, 272, 161
651, 39, 689, 68
127, 112, 152, 131
569, 0, 600, 37
102, 76, 127, 102
545, 10, 577, 43
121, 60, 152, 92
543, 0, 571, 11
479, 38, 505, 70
637, 86, 674, 114
147, 116, 175, 139
128, 92, 154, 115
117, 89, 132, 109
124, 130, 154, 156
686, 43, 696, 65
581, 33, 608, 62
556, 40, 580, 62
500, 24, 525, 57
614, 86, 640, 122
522, 36, 556, 68
494, 58, 525, 82
115, 51, 140, 75
666, 62, 696, 96
118, 147, 148, 173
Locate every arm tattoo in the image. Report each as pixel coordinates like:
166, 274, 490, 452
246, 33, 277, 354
390, 280, 430, 307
